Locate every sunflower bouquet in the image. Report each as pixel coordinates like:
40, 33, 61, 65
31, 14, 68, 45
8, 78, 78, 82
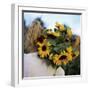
36, 22, 80, 75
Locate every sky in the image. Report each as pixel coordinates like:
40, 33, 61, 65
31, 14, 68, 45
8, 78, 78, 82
24, 12, 81, 36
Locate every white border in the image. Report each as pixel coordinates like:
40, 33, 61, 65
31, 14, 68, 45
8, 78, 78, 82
11, 4, 87, 87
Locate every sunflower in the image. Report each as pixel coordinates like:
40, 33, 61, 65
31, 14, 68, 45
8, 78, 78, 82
66, 46, 72, 54
52, 51, 72, 65
66, 46, 73, 61
37, 42, 50, 58
67, 53, 73, 61
67, 29, 72, 38
47, 30, 60, 37
53, 31, 60, 37
55, 22, 65, 31
72, 50, 79, 60
66, 46, 79, 60
37, 35, 46, 46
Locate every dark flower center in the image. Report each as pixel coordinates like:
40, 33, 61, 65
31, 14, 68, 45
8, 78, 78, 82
42, 45, 47, 51
59, 55, 67, 60
72, 53, 76, 57
57, 26, 60, 29
48, 34, 56, 39
37, 36, 45, 43
65, 38, 69, 42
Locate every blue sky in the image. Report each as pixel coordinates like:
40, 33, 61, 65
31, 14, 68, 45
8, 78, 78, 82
24, 12, 81, 36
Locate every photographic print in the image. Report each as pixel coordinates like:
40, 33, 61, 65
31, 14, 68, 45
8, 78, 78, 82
23, 10, 81, 78
11, 4, 87, 86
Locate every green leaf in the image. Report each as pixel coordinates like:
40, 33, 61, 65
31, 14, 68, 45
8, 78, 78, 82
64, 56, 80, 75
48, 39, 57, 46
56, 36, 65, 44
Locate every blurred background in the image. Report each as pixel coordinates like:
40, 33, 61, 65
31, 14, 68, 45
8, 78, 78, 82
24, 12, 81, 36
